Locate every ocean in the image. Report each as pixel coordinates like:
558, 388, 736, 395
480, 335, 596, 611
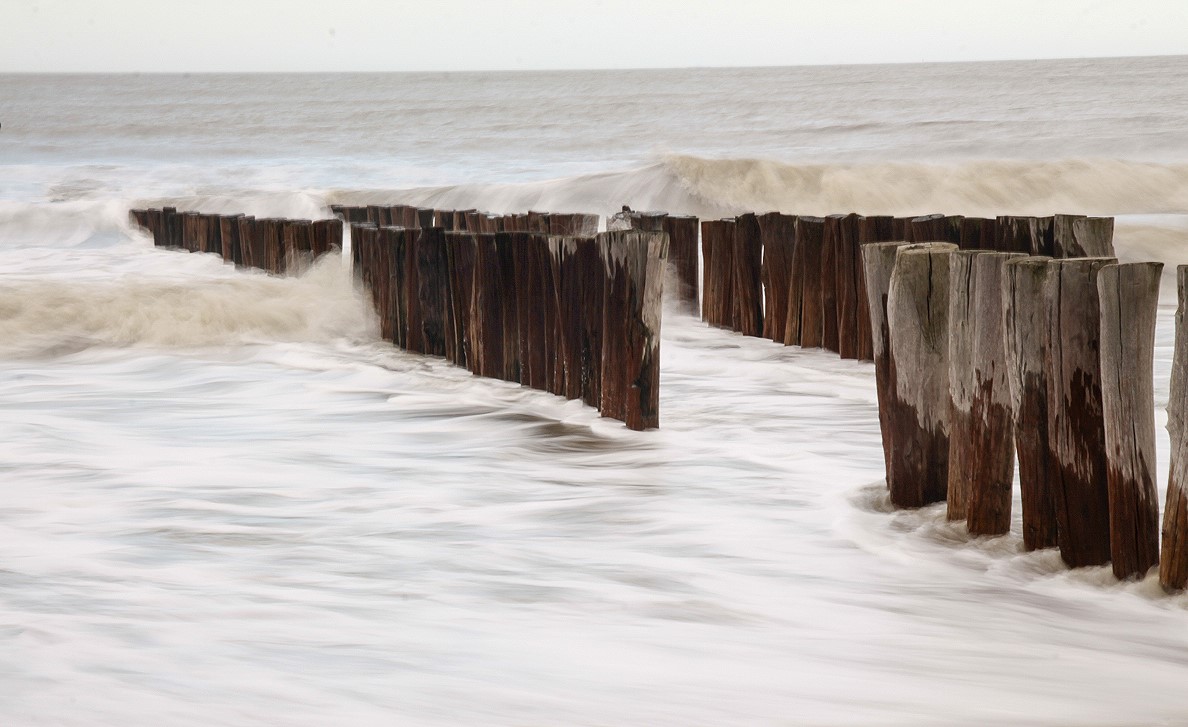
3, 55, 1188, 725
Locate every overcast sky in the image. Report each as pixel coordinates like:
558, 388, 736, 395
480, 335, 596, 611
3, 0, 1187, 72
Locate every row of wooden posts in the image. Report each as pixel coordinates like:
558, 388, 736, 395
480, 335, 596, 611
128, 207, 342, 274
130, 202, 1188, 587
697, 212, 1115, 360
336, 204, 667, 430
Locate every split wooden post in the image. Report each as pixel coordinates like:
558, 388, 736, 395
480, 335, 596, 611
835, 213, 862, 359
862, 242, 913, 474
759, 212, 796, 343
1162, 266, 1188, 591
732, 213, 764, 337
1045, 256, 1116, 568
663, 215, 700, 310
1002, 256, 1060, 550
884, 242, 957, 507
947, 251, 1025, 532
599, 230, 668, 430
1053, 214, 1115, 258
1098, 261, 1162, 579
700, 219, 735, 328
793, 217, 826, 349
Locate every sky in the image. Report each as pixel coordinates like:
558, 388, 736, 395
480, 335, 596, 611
2, 0, 1187, 72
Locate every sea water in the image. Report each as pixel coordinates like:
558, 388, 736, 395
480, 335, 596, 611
3, 56, 1188, 725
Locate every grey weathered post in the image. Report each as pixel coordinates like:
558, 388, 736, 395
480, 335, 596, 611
1053, 214, 1115, 258
947, 251, 1024, 532
1098, 261, 1162, 579
862, 241, 912, 474
884, 242, 957, 507
1002, 256, 1059, 551
1163, 266, 1188, 591
1045, 256, 1116, 568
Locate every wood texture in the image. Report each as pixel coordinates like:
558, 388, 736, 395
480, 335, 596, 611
1162, 266, 1188, 591
759, 212, 796, 343
1098, 261, 1162, 579
862, 241, 912, 475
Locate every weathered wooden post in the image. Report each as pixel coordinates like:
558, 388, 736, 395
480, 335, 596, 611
445, 231, 477, 368
468, 232, 503, 377
1045, 256, 1116, 567
1098, 261, 1162, 579
598, 230, 667, 430
759, 212, 796, 343
834, 213, 862, 359
855, 215, 896, 361
947, 251, 1025, 532
1163, 266, 1188, 591
238, 216, 258, 270
700, 219, 735, 328
960, 217, 996, 250
820, 215, 841, 352
884, 242, 957, 507
1053, 214, 1115, 258
1002, 256, 1059, 550
219, 214, 243, 266
733, 213, 764, 337
663, 215, 700, 310
996, 216, 1050, 256
862, 241, 913, 474
793, 216, 825, 349
416, 226, 450, 358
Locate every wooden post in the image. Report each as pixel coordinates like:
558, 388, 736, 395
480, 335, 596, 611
793, 217, 825, 348
1053, 214, 1115, 258
960, 217, 995, 250
947, 251, 1025, 532
1163, 266, 1188, 591
469, 233, 504, 378
1045, 256, 1116, 567
855, 215, 896, 361
239, 216, 258, 270
820, 215, 841, 352
1002, 256, 1059, 550
599, 230, 667, 430
759, 212, 796, 343
219, 214, 242, 266
996, 216, 1050, 256
732, 213, 763, 337
535, 233, 561, 393
835, 213, 862, 359
493, 232, 520, 381
862, 242, 913, 474
445, 231, 477, 368
884, 242, 957, 507
416, 226, 450, 358
700, 219, 735, 328
664, 215, 700, 311
1098, 261, 1162, 579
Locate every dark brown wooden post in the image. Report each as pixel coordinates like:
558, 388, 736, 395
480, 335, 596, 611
793, 216, 825, 349
1053, 214, 1115, 258
909, 213, 947, 242
492, 232, 520, 381
947, 251, 1025, 532
996, 216, 1051, 256
238, 216, 258, 270
1002, 256, 1059, 550
820, 215, 841, 352
960, 217, 996, 250
403, 224, 424, 354
862, 241, 913, 475
415, 227, 450, 358
1163, 266, 1188, 591
1045, 256, 1116, 567
598, 230, 667, 429
1098, 261, 1162, 579
556, 236, 593, 401
445, 231, 477, 368
700, 219, 735, 328
885, 242, 957, 508
732, 213, 763, 337
511, 231, 547, 389
835, 213, 862, 359
469, 232, 502, 376
759, 212, 796, 343
219, 214, 242, 265
855, 215, 897, 361
664, 215, 700, 311
535, 233, 562, 393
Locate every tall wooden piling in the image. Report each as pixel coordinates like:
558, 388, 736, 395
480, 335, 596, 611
664, 215, 700, 310
947, 251, 1024, 532
732, 213, 764, 337
834, 213, 862, 359
701, 219, 735, 328
793, 217, 825, 349
1162, 266, 1188, 591
820, 215, 841, 352
599, 230, 667, 430
759, 212, 796, 343
1098, 261, 1162, 579
862, 241, 912, 473
884, 242, 957, 507
1045, 257, 1116, 568
1002, 256, 1059, 550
